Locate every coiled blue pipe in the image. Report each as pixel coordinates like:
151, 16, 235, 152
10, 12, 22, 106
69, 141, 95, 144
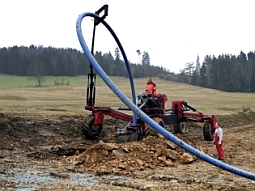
76, 12, 255, 180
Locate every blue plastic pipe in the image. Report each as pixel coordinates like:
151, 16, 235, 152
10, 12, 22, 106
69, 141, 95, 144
77, 12, 137, 125
76, 12, 255, 180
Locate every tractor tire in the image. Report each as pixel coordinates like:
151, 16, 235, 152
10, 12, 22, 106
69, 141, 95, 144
203, 120, 214, 141
174, 122, 186, 134
144, 119, 165, 137
81, 114, 102, 139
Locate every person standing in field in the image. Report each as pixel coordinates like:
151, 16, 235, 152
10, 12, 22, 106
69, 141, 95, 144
214, 122, 224, 160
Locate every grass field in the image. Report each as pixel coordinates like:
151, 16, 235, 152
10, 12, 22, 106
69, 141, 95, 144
0, 74, 107, 89
0, 74, 254, 117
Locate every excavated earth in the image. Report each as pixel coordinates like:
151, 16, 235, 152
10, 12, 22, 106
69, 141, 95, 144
1, 111, 255, 190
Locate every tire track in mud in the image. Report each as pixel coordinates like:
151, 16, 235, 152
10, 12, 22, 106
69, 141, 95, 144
224, 123, 255, 133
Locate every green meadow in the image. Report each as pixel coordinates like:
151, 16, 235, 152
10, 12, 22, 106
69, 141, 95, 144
0, 74, 254, 118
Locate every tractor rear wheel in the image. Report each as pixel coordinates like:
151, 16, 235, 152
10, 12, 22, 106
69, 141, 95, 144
81, 114, 102, 139
144, 119, 165, 137
174, 122, 186, 134
203, 120, 214, 141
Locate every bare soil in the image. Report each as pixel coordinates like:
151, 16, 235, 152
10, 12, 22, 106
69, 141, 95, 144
1, 111, 255, 190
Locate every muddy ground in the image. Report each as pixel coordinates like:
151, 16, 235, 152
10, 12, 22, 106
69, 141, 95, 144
1, 111, 255, 190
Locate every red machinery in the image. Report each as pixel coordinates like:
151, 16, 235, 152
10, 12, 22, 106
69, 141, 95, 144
80, 5, 217, 143
81, 93, 217, 143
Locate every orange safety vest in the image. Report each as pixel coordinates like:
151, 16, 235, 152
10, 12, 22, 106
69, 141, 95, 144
146, 82, 157, 95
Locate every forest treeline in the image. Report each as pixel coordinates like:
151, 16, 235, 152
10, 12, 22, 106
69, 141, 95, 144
0, 45, 167, 78
0, 45, 254, 92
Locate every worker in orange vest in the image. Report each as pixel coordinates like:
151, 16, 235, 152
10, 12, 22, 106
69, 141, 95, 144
145, 78, 157, 96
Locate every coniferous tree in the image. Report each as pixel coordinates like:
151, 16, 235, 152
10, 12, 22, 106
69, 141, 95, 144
210, 56, 220, 89
200, 62, 209, 88
136, 50, 141, 64
114, 47, 121, 60
247, 51, 255, 92
142, 51, 150, 65
237, 51, 249, 91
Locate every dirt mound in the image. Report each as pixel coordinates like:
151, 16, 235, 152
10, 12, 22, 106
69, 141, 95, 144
64, 134, 207, 177
215, 110, 255, 127
1, 111, 255, 190
0, 112, 208, 177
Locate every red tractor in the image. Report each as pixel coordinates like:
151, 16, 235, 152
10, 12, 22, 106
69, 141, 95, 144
81, 93, 217, 143
138, 93, 217, 141
79, 5, 217, 143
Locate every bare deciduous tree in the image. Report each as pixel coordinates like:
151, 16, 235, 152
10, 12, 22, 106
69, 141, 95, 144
27, 59, 47, 87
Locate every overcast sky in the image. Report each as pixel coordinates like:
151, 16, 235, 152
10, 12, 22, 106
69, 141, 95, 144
1, 0, 255, 73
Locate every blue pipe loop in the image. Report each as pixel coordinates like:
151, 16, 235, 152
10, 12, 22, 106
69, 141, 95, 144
77, 12, 137, 124
76, 12, 255, 180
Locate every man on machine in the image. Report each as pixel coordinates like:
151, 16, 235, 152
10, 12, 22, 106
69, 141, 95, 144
144, 78, 157, 96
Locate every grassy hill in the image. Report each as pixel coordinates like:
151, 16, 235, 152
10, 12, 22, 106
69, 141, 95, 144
0, 74, 254, 117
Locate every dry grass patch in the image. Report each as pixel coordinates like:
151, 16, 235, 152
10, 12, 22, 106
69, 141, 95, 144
0, 77, 254, 117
